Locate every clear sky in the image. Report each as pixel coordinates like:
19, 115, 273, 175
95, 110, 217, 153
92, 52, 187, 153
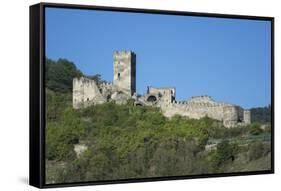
45, 7, 271, 108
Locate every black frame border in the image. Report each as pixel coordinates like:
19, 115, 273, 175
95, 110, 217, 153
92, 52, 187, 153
29, 2, 275, 189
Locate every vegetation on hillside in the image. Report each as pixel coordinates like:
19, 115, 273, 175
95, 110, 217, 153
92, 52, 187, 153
250, 105, 271, 124
46, 58, 83, 92
45, 58, 272, 184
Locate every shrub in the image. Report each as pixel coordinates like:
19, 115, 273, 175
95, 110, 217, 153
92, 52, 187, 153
250, 123, 263, 135
212, 140, 238, 167
248, 141, 271, 161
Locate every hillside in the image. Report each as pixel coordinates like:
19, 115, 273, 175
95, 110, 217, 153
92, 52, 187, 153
45, 58, 271, 184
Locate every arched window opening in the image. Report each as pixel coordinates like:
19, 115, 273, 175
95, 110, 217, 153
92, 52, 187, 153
147, 95, 157, 102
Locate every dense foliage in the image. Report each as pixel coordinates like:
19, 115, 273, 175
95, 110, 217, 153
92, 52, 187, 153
45, 58, 271, 184
251, 105, 271, 124
46, 91, 271, 183
86, 74, 108, 85
46, 58, 83, 92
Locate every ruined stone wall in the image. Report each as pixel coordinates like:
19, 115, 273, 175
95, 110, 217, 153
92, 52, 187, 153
158, 97, 247, 128
160, 101, 226, 121
73, 76, 133, 108
237, 107, 244, 122
113, 51, 136, 96
73, 77, 106, 109
141, 90, 246, 128
73, 77, 250, 128
188, 96, 218, 104
222, 106, 239, 127
243, 110, 251, 124
147, 86, 176, 103
72, 51, 251, 128
99, 82, 117, 100
159, 100, 251, 128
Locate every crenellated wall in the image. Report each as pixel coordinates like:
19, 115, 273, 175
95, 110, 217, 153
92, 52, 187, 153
159, 99, 226, 120
151, 95, 249, 128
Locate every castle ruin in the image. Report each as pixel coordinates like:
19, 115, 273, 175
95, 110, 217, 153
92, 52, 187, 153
73, 51, 251, 128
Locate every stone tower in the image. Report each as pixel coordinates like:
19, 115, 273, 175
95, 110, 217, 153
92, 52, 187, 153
243, 110, 251, 125
113, 51, 136, 96
223, 106, 239, 127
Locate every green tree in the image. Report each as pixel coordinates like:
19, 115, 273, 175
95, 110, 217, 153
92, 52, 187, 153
250, 123, 263, 135
250, 105, 271, 124
212, 140, 238, 168
46, 58, 82, 92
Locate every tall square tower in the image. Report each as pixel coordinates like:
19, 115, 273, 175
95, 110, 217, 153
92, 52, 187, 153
113, 51, 136, 96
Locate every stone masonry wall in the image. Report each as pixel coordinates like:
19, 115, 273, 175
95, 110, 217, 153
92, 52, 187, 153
160, 101, 225, 120
243, 110, 251, 125
73, 77, 106, 109
155, 95, 248, 128
113, 51, 136, 96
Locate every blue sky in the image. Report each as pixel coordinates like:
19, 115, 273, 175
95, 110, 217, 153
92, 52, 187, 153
45, 7, 271, 108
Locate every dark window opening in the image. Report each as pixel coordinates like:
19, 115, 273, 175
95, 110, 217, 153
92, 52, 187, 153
87, 98, 89, 101
118, 73, 120, 80
106, 95, 111, 101
147, 95, 157, 102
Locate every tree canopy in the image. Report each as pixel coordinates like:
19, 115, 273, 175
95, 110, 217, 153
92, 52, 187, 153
46, 58, 83, 92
